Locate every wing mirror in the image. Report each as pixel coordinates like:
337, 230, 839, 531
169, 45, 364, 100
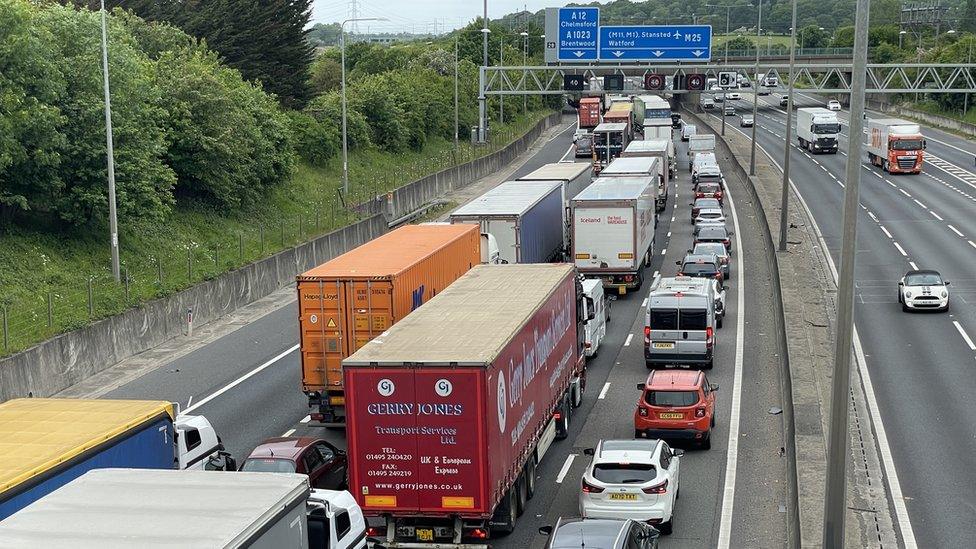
710, 384, 720, 392
945, 281, 950, 285
583, 448, 595, 456
898, 281, 904, 286
539, 526, 553, 536
637, 383, 646, 391
673, 449, 685, 457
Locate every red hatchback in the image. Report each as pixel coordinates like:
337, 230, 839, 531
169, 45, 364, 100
634, 370, 718, 449
241, 436, 348, 489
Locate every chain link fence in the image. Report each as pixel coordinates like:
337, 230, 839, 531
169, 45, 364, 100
0, 113, 548, 356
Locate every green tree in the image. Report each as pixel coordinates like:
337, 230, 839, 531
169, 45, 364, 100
798, 25, 830, 49
832, 26, 855, 47
725, 36, 756, 51
309, 55, 341, 95
963, 0, 976, 33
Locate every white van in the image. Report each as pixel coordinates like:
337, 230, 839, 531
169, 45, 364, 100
681, 123, 697, 142
308, 489, 368, 549
582, 279, 609, 358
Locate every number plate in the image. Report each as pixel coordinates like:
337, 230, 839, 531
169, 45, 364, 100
608, 493, 638, 500
659, 412, 683, 419
652, 342, 675, 349
417, 529, 434, 542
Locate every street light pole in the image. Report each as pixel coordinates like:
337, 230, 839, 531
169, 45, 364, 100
341, 17, 387, 196
521, 31, 529, 113
478, 0, 489, 143
823, 0, 872, 543
454, 33, 459, 149
100, 0, 120, 282
779, 0, 799, 252
749, 0, 763, 176
499, 36, 504, 124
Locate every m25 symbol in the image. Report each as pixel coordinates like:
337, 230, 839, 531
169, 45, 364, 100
411, 285, 426, 310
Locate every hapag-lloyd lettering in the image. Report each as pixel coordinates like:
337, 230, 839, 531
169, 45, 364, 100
506, 296, 572, 409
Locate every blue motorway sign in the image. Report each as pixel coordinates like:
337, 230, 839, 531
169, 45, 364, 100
557, 7, 599, 61
598, 25, 712, 61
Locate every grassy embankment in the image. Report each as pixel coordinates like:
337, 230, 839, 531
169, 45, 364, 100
0, 110, 552, 356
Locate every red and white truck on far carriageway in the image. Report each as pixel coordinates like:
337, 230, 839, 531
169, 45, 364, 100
343, 264, 589, 549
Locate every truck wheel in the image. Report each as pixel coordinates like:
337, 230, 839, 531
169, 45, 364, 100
491, 489, 518, 535
634, 429, 643, 439
882, 160, 889, 172
525, 458, 537, 499
516, 474, 528, 516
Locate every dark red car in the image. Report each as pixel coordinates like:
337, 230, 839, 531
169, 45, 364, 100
241, 437, 348, 489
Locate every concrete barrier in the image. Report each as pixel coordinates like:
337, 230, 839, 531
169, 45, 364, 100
866, 100, 975, 137
0, 111, 564, 402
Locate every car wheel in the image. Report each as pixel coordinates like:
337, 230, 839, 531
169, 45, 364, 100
634, 429, 643, 439
902, 302, 909, 312
711, 414, 716, 427
702, 433, 712, 450
717, 317, 724, 329
659, 514, 673, 535
897, 291, 902, 304
942, 302, 950, 313
704, 358, 714, 370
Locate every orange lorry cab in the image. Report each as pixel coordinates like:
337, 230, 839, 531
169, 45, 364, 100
297, 224, 480, 426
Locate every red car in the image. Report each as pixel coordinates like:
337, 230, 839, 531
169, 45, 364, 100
634, 370, 718, 449
241, 436, 348, 489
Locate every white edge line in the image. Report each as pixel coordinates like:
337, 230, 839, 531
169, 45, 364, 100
661, 248, 668, 255
908, 261, 919, 270
282, 428, 296, 437
724, 120, 917, 548
953, 321, 976, 351
641, 297, 649, 307
183, 344, 299, 414
624, 333, 634, 347
716, 156, 746, 549
598, 382, 611, 399
556, 454, 577, 483
300, 415, 312, 424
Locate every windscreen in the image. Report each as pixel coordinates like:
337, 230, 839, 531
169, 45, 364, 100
241, 458, 297, 473
813, 123, 841, 134
593, 463, 657, 484
698, 228, 727, 240
695, 199, 721, 209
695, 243, 726, 256
649, 308, 678, 330
891, 138, 923, 150
681, 263, 718, 276
905, 273, 942, 286
645, 390, 700, 407
698, 183, 721, 194
679, 309, 708, 330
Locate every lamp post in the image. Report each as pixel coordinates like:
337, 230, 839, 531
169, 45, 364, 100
455, 33, 459, 149
899, 29, 907, 49
99, 0, 120, 282
706, 4, 739, 63
779, 0, 799, 252
499, 36, 505, 124
341, 17, 387, 196
478, 1, 490, 143
749, 0, 763, 176
521, 31, 529, 113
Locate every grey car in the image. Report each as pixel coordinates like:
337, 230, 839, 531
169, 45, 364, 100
695, 226, 733, 252
540, 518, 659, 549
693, 242, 731, 279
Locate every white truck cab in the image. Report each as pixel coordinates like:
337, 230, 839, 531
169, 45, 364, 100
308, 489, 368, 549
581, 279, 609, 358
175, 413, 235, 471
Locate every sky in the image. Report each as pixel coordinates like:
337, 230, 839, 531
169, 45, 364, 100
311, 1, 612, 33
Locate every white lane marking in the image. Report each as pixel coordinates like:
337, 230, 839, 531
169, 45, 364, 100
652, 270, 659, 279
868, 211, 879, 222
661, 248, 668, 255
300, 415, 311, 423
880, 226, 893, 239
716, 160, 747, 549
556, 454, 577, 483
641, 297, 649, 307
898, 188, 912, 198
667, 231, 672, 237
948, 225, 964, 237
624, 334, 634, 347
913, 199, 926, 209
559, 121, 581, 161
930, 211, 944, 221
893, 242, 908, 257
909, 261, 919, 270
282, 428, 296, 437
671, 216, 676, 222
598, 382, 611, 399
969, 240, 976, 250
953, 321, 976, 351
183, 344, 299, 414
729, 119, 919, 548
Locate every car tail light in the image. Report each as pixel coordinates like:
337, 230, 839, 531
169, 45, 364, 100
310, 413, 324, 422
469, 529, 488, 539
638, 406, 649, 417
625, 275, 634, 282
582, 478, 605, 493
584, 342, 592, 348
554, 411, 562, 420
677, 271, 684, 277
642, 479, 668, 494
644, 326, 651, 344
706, 327, 714, 349
696, 191, 704, 198
367, 527, 386, 537
695, 407, 706, 418
714, 272, 722, 280
723, 239, 731, 247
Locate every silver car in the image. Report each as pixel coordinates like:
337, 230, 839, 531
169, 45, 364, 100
693, 242, 731, 279
644, 277, 718, 369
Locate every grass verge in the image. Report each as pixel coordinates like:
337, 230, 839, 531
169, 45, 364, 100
0, 110, 552, 356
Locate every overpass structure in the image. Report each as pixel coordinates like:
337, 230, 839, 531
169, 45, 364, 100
481, 62, 976, 96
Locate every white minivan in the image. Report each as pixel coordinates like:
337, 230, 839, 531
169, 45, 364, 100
582, 279, 610, 358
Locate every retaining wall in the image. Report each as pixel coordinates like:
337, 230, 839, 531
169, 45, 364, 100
0, 111, 565, 402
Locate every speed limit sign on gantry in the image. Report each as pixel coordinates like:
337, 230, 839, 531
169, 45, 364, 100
719, 71, 737, 88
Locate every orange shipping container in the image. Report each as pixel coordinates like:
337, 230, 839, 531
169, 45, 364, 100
297, 224, 480, 425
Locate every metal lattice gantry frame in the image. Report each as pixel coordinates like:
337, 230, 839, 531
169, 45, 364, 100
480, 63, 976, 95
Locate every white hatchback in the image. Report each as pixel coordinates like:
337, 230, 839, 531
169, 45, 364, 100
827, 100, 842, 111
578, 439, 682, 535
898, 269, 950, 312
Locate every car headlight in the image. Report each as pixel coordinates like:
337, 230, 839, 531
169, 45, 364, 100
942, 290, 948, 298
905, 291, 912, 298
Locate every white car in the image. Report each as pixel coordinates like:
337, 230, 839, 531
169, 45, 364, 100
693, 208, 726, 226
827, 100, 842, 111
579, 439, 681, 535
725, 91, 741, 100
898, 270, 949, 312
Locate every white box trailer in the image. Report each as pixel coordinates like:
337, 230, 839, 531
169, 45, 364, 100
450, 180, 565, 263
641, 120, 676, 178
0, 469, 314, 549
572, 176, 657, 294
603, 153, 667, 213
687, 134, 716, 170
796, 107, 840, 154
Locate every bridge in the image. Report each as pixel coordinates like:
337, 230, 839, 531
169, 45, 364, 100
718, 47, 859, 64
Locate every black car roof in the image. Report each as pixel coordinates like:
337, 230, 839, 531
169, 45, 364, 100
550, 518, 629, 549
